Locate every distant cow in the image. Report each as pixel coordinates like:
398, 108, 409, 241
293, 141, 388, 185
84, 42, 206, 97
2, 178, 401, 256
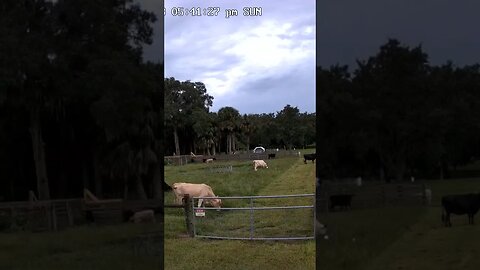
253, 160, 268, 171
329, 194, 354, 211
268, 153, 276, 159
304, 153, 316, 164
129, 210, 156, 224
441, 193, 480, 227
172, 182, 222, 208
203, 157, 217, 163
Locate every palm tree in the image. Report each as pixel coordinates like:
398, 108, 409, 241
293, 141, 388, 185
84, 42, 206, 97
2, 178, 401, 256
240, 114, 256, 151
217, 107, 241, 154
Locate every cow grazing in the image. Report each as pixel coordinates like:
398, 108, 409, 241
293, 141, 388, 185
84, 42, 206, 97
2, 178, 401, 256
203, 157, 217, 163
253, 160, 268, 171
329, 194, 354, 211
441, 193, 480, 227
304, 153, 316, 164
129, 210, 156, 224
172, 182, 222, 208
268, 153, 276, 159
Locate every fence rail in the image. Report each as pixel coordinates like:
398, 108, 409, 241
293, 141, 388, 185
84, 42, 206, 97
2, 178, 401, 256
190, 193, 315, 241
164, 150, 303, 166
317, 182, 429, 212
196, 194, 314, 199
194, 205, 314, 211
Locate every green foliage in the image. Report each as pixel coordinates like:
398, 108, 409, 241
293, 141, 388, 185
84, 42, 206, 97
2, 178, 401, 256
318, 38, 480, 181
0, 0, 161, 200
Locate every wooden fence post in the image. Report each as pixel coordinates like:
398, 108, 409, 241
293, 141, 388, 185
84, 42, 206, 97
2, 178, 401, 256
421, 183, 426, 206
51, 203, 57, 231
381, 186, 386, 206
66, 201, 74, 226
397, 185, 403, 202
183, 194, 194, 237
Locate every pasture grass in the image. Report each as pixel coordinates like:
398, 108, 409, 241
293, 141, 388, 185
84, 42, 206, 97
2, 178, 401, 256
0, 223, 163, 270
365, 206, 480, 270
317, 178, 480, 270
164, 153, 316, 270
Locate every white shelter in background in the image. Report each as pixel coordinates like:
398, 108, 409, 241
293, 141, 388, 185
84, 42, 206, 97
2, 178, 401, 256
253, 146, 266, 153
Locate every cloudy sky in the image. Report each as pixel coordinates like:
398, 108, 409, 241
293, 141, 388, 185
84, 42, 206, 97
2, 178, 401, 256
145, 0, 315, 115
317, 0, 480, 70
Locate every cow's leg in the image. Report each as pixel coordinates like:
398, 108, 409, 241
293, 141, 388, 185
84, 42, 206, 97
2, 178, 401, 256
198, 199, 204, 208
304, 159, 307, 164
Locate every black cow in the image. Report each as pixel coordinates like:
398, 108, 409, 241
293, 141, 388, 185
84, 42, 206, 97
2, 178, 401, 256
268, 153, 276, 159
304, 153, 316, 164
441, 193, 480, 227
329, 194, 354, 211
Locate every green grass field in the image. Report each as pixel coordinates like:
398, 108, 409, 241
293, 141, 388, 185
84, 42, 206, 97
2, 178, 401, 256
0, 223, 163, 270
164, 151, 316, 270
3, 151, 480, 270
0, 150, 315, 270
317, 178, 480, 270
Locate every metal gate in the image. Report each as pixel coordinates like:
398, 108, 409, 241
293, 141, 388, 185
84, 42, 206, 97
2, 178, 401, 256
191, 194, 315, 240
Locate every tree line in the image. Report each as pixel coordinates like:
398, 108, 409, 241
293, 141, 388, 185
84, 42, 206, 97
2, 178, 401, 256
164, 77, 316, 156
0, 1, 316, 202
0, 0, 164, 201
318, 39, 480, 182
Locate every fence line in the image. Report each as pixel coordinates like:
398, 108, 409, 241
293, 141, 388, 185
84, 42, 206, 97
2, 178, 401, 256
190, 194, 315, 241
165, 150, 303, 166
317, 183, 429, 212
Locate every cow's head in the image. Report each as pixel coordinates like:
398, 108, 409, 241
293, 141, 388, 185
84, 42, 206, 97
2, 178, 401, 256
211, 197, 222, 208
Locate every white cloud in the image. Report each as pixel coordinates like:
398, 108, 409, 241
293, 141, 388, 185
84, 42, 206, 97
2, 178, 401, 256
164, 0, 315, 113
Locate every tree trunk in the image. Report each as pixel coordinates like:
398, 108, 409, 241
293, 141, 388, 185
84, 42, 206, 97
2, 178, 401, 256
232, 135, 236, 152
226, 134, 230, 154
82, 159, 89, 191
29, 108, 50, 200
93, 152, 103, 198
123, 178, 129, 199
394, 161, 406, 182
439, 162, 444, 180
206, 141, 211, 156
135, 175, 148, 200
246, 136, 250, 151
379, 166, 385, 182
173, 127, 180, 155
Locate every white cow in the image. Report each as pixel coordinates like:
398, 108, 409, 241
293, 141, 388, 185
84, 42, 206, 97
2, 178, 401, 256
206, 158, 214, 163
172, 182, 222, 208
129, 209, 156, 223
253, 160, 268, 171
